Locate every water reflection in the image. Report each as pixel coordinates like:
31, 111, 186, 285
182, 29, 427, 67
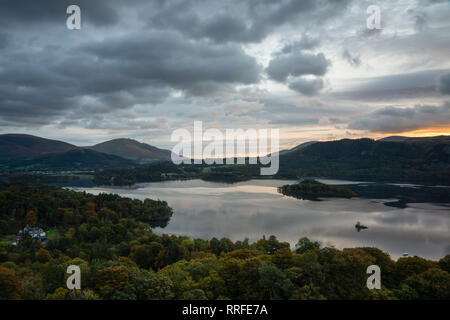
75, 179, 450, 260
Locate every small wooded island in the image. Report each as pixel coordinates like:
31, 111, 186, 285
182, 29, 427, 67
278, 179, 357, 200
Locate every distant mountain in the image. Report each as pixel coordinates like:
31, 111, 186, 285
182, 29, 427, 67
0, 134, 77, 159
379, 136, 409, 142
279, 141, 317, 155
379, 135, 450, 143
89, 138, 171, 160
0, 134, 171, 172
402, 135, 450, 144
11, 148, 136, 171
283, 136, 450, 161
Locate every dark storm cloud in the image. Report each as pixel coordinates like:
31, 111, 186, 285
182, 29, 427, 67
0, 0, 352, 131
438, 73, 450, 94
147, 0, 353, 43
1, 0, 448, 137
82, 32, 261, 90
0, 33, 8, 49
0, 29, 261, 126
266, 52, 330, 82
265, 36, 329, 95
288, 78, 325, 96
348, 102, 450, 133
0, 0, 119, 27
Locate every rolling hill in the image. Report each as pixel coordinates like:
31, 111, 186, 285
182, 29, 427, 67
89, 138, 171, 160
279, 141, 317, 155
10, 148, 136, 171
378, 136, 410, 142
0, 135, 172, 172
0, 134, 77, 159
379, 135, 450, 144
278, 136, 450, 183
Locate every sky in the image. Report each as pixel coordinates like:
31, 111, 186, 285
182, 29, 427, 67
0, 0, 449, 150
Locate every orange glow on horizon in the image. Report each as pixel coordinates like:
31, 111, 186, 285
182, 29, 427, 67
375, 127, 450, 139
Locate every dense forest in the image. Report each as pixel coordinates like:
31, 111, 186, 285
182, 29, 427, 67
0, 183, 449, 300
92, 161, 261, 186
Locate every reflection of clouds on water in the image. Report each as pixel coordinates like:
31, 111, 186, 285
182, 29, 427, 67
375, 209, 419, 225
445, 245, 450, 255
76, 179, 450, 260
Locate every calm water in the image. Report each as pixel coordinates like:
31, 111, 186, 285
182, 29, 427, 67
74, 179, 450, 260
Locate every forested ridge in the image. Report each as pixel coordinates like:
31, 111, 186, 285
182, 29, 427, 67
0, 183, 449, 300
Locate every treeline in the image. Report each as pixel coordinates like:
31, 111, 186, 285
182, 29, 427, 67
6, 174, 84, 184
0, 183, 449, 300
93, 161, 261, 186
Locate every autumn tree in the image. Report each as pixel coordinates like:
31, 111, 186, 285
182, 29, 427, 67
0, 266, 24, 300
85, 201, 97, 218
96, 266, 130, 298
394, 256, 436, 285
272, 247, 294, 269
36, 248, 52, 263
25, 209, 38, 227
22, 274, 46, 300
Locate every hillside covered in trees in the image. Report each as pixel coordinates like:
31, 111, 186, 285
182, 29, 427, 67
0, 183, 449, 300
277, 137, 450, 184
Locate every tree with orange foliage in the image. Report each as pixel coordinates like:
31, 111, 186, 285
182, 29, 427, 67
95, 266, 130, 298
0, 266, 24, 300
85, 202, 97, 218
25, 209, 38, 227
36, 248, 52, 263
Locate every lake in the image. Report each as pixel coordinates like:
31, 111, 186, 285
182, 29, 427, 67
73, 179, 450, 260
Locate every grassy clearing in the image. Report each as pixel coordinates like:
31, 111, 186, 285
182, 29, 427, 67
46, 228, 57, 240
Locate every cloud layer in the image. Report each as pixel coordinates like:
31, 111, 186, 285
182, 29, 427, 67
349, 103, 450, 133
0, 0, 449, 146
